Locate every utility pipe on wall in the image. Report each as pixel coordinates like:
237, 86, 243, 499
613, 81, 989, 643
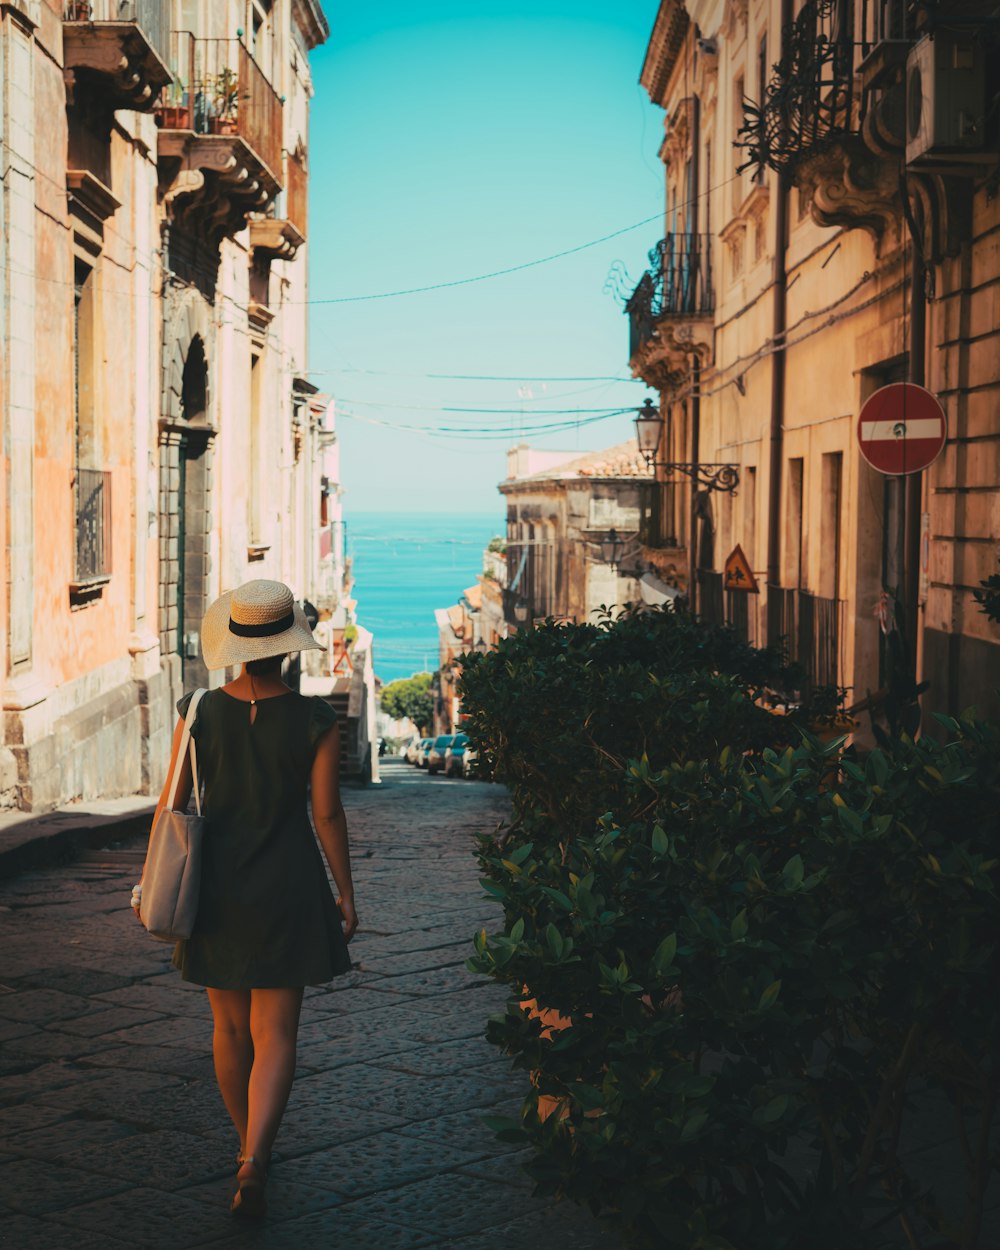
904, 193, 926, 685
765, 0, 794, 604
688, 93, 702, 611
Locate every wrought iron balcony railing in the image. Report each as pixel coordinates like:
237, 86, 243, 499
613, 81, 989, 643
62, 0, 171, 111
738, 0, 859, 177
74, 468, 112, 584
626, 232, 714, 359
157, 33, 283, 182
64, 0, 170, 57
767, 585, 843, 692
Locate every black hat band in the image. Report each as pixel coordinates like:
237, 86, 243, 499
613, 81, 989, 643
228, 609, 295, 638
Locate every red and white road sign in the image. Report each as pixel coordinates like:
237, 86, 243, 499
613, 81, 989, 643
857, 383, 946, 476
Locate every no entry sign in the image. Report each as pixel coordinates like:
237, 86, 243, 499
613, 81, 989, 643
857, 383, 946, 476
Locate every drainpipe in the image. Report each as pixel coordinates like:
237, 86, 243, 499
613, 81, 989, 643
688, 93, 702, 613
904, 199, 926, 688
765, 0, 793, 616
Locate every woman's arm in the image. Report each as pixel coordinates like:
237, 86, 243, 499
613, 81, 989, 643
310, 723, 358, 941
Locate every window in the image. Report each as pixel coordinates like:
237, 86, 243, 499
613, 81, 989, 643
820, 453, 843, 600
728, 228, 745, 280
743, 466, 757, 574
754, 37, 768, 184
733, 74, 745, 212
73, 259, 96, 471
73, 260, 111, 587
250, 0, 274, 77
785, 458, 805, 589
249, 352, 263, 542
754, 212, 766, 261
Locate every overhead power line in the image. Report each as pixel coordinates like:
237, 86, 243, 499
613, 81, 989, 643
301, 211, 667, 305
308, 367, 637, 383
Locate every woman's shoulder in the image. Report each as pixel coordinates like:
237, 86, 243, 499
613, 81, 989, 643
303, 694, 338, 746
175, 687, 212, 734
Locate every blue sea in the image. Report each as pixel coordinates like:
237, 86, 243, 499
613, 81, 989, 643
347, 511, 504, 684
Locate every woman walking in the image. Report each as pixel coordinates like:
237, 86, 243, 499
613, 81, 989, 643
133, 579, 358, 1219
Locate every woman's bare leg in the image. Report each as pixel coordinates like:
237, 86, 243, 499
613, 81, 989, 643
241, 986, 304, 1170
206, 987, 253, 1158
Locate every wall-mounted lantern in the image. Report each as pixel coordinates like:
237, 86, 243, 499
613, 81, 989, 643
633, 396, 740, 493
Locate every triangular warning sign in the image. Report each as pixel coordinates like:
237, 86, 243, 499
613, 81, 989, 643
724, 544, 758, 593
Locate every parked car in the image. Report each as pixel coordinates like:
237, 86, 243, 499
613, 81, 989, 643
404, 735, 423, 764
416, 737, 435, 768
443, 732, 469, 778
462, 745, 480, 779
427, 734, 455, 775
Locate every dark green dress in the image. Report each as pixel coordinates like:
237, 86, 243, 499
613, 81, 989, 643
171, 688, 352, 989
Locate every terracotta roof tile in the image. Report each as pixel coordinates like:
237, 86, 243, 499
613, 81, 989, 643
510, 439, 652, 483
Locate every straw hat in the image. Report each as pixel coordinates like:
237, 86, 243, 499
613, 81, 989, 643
201, 579, 323, 670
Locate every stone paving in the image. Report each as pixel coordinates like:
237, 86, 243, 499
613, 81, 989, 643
0, 759, 621, 1250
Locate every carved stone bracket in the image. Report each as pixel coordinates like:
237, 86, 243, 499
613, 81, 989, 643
249, 217, 305, 261
630, 315, 714, 394
63, 22, 171, 113
797, 138, 903, 253
158, 132, 279, 248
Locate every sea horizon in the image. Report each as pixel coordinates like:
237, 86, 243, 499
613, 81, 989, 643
346, 509, 505, 685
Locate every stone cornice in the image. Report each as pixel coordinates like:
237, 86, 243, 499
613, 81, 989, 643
291, 0, 329, 49
639, 1, 690, 107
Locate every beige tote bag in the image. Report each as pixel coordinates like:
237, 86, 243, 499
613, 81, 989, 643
140, 688, 207, 942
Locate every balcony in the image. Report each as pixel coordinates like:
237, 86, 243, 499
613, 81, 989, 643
737, 0, 858, 179
249, 147, 308, 261
71, 467, 112, 600
767, 585, 844, 694
62, 0, 171, 112
697, 570, 761, 646
156, 33, 283, 245
625, 233, 714, 392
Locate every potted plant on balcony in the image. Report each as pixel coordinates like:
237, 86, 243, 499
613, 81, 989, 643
156, 78, 191, 130
65, 1, 91, 18
209, 67, 240, 135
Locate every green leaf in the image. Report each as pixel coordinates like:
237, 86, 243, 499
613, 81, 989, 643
782, 855, 804, 889
479, 879, 507, 900
730, 908, 748, 940
754, 1093, 789, 1124
680, 1108, 708, 1139
508, 841, 535, 865
545, 923, 564, 960
758, 980, 782, 1011
651, 933, 677, 975
651, 825, 669, 856
509, 917, 525, 944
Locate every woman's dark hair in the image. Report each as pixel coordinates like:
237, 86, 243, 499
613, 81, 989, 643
245, 654, 286, 676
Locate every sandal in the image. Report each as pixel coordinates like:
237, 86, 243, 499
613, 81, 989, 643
231, 1155, 268, 1220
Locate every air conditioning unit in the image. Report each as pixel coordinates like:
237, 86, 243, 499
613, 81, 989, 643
906, 32, 992, 171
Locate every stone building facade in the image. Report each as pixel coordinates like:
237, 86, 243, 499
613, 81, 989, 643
499, 441, 656, 628
1, 0, 336, 813
628, 0, 999, 730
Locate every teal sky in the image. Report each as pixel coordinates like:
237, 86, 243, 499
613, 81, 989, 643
307, 2, 663, 514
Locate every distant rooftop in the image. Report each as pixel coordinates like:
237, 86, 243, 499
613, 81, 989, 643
502, 439, 652, 487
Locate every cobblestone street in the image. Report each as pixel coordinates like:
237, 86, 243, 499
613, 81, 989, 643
0, 762, 619, 1250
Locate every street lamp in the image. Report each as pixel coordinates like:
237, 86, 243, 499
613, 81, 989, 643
473, 638, 488, 655
600, 527, 625, 567
633, 397, 740, 493
634, 398, 662, 465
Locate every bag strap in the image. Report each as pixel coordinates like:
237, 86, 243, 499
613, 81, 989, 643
166, 687, 207, 814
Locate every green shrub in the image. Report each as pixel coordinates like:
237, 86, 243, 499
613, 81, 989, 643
458, 607, 803, 844
469, 718, 1000, 1249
